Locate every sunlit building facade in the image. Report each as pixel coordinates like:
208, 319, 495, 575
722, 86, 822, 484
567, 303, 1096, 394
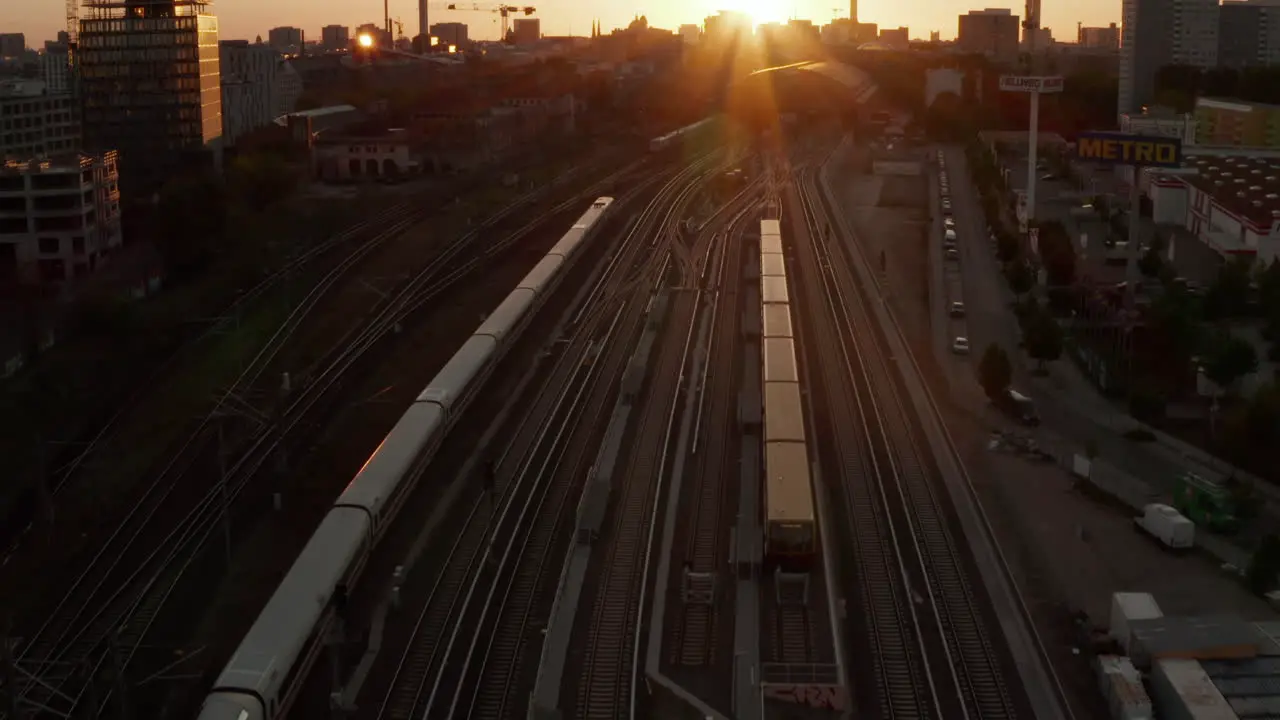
77, 0, 223, 198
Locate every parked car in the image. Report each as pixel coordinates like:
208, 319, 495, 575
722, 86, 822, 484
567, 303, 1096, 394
952, 337, 970, 355
945, 247, 960, 261
943, 216, 956, 229
949, 301, 965, 317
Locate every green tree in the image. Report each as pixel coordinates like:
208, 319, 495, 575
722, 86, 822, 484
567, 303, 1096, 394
1150, 284, 1203, 369
1024, 308, 1064, 371
1247, 533, 1280, 595
979, 343, 1013, 400
1005, 259, 1034, 295
153, 170, 229, 276
1204, 256, 1253, 320
1203, 329, 1259, 394
227, 153, 297, 213
1138, 239, 1165, 278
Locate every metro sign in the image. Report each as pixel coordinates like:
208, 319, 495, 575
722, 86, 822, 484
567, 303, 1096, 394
999, 75, 1065, 93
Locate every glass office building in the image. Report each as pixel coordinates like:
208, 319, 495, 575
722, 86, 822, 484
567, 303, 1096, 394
77, 0, 223, 197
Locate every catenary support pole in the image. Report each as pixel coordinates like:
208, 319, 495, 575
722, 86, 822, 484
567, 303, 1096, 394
1125, 173, 1142, 311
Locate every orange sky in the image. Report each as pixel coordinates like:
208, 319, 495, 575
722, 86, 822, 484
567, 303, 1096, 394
3, 0, 1120, 46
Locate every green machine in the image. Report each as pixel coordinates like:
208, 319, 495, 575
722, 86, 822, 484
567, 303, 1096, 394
1173, 472, 1239, 533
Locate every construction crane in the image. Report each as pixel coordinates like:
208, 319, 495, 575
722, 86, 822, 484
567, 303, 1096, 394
66, 0, 78, 46
1023, 0, 1042, 65
442, 3, 536, 41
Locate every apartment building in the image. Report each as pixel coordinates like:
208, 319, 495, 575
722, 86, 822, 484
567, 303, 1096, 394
1195, 97, 1280, 148
219, 40, 302, 146
1119, 0, 1219, 115
268, 26, 305, 54
957, 9, 1020, 62
320, 25, 350, 51
0, 152, 122, 284
1079, 23, 1120, 49
512, 18, 541, 45
1218, 0, 1280, 68
0, 80, 80, 161
40, 43, 70, 94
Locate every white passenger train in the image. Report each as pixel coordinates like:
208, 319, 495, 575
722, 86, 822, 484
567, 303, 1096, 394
195, 197, 615, 720
759, 217, 817, 571
649, 117, 715, 153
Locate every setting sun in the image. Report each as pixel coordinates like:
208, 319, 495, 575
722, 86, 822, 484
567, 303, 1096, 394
725, 0, 791, 25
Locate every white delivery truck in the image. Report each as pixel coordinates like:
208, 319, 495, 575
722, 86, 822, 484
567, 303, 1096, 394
1110, 592, 1163, 655
1134, 503, 1195, 550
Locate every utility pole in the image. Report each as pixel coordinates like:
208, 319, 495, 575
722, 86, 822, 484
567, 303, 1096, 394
217, 422, 232, 566
109, 630, 130, 719
3, 617, 19, 720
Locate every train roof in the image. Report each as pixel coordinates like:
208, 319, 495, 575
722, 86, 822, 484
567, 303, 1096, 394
761, 234, 783, 255
762, 304, 793, 338
763, 337, 799, 383
765, 441, 815, 524
760, 252, 787, 278
212, 508, 369, 698
761, 276, 789, 305
763, 381, 806, 443
761, 219, 781, 236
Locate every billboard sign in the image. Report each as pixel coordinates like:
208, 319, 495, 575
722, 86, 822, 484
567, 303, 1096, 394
999, 75, 1065, 93
1075, 131, 1183, 168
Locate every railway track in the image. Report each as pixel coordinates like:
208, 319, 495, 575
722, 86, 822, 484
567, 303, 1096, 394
2, 158, 646, 720
668, 199, 756, 669
799, 163, 1018, 718
568, 166, 750, 720
796, 156, 1018, 719
3, 158, 609, 564
371, 153, 723, 720
788, 158, 937, 718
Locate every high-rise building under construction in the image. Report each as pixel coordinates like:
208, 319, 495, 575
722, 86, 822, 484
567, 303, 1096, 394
76, 0, 223, 197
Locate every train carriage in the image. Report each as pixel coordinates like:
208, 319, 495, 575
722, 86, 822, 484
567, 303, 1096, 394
762, 337, 799, 384
761, 303, 793, 338
760, 276, 789, 305
760, 234, 784, 255
763, 381, 806, 444
764, 440, 817, 569
760, 253, 787, 278
761, 219, 781, 236
197, 197, 616, 720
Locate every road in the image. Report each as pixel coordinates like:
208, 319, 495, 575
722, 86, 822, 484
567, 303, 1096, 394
941, 145, 1258, 568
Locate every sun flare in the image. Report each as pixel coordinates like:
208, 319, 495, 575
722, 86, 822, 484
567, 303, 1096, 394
725, 0, 790, 25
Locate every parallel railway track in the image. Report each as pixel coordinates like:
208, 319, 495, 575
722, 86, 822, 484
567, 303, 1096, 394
3, 158, 645, 720
372, 153, 723, 720
569, 170, 748, 720
801, 161, 1018, 718
669, 196, 758, 669
796, 155, 1018, 719
789, 158, 937, 718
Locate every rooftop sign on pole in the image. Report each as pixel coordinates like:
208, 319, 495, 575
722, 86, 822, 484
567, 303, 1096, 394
999, 75, 1065, 93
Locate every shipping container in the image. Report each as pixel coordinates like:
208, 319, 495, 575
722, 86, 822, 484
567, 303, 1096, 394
1150, 658, 1238, 720
1097, 655, 1153, 720
1111, 592, 1163, 655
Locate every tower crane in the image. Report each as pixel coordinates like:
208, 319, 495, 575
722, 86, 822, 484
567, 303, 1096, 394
442, 4, 537, 41
66, 0, 78, 46
1023, 0, 1042, 64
